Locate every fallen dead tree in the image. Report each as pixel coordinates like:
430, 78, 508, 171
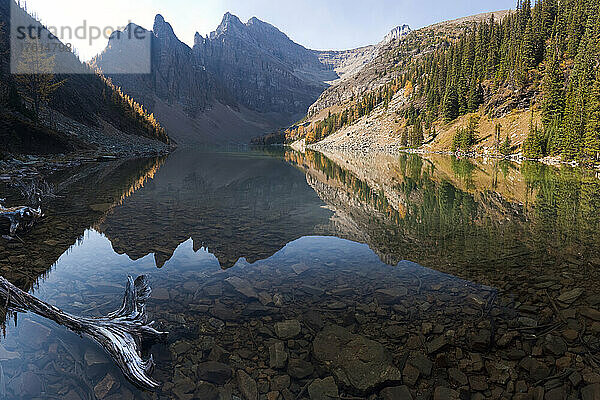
0, 275, 167, 390
0, 201, 43, 237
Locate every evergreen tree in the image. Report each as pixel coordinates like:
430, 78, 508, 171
541, 47, 564, 127
443, 86, 459, 121
523, 112, 546, 158
522, 20, 537, 71
584, 72, 600, 161
467, 81, 484, 112
411, 118, 424, 147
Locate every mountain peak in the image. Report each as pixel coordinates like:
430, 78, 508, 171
247, 16, 267, 25
154, 14, 165, 26
108, 22, 148, 40
194, 31, 206, 46
153, 14, 176, 38
211, 12, 246, 39
383, 24, 411, 43
221, 12, 243, 26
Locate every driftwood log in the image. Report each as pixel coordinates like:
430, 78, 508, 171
0, 275, 167, 389
0, 203, 43, 237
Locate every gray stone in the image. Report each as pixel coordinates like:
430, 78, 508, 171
195, 382, 219, 400
301, 285, 325, 296
225, 277, 258, 299
570, 372, 583, 387
545, 387, 566, 400
375, 287, 408, 304
269, 341, 288, 369
448, 368, 468, 386
519, 317, 538, 327
312, 325, 402, 394
152, 287, 170, 300
271, 375, 290, 391
19, 371, 43, 398
291, 264, 310, 275
582, 384, 600, 400
95, 14, 329, 143
433, 387, 460, 400
173, 377, 196, 398
380, 385, 413, 400
581, 308, 600, 321
303, 310, 324, 331
557, 288, 584, 304
426, 336, 448, 354
531, 362, 550, 381
94, 373, 118, 399
288, 358, 314, 379
237, 370, 258, 400
469, 375, 489, 391
274, 320, 301, 339
197, 361, 233, 385
84, 349, 108, 367
402, 364, 420, 386
18, 319, 51, 349
470, 329, 491, 351
543, 334, 567, 356
172, 341, 192, 356
258, 292, 273, 306
384, 325, 406, 339
410, 353, 433, 376
308, 377, 339, 400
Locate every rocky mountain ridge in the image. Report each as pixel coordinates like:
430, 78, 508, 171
94, 14, 413, 145
306, 11, 508, 120
94, 13, 337, 144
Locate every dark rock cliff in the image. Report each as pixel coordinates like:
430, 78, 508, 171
93, 13, 337, 144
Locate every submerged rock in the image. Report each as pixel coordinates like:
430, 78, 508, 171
380, 385, 413, 400
308, 377, 339, 400
375, 287, 408, 304
93, 373, 118, 399
225, 277, 259, 299
557, 288, 584, 304
196, 361, 233, 385
312, 324, 402, 394
237, 370, 258, 400
274, 320, 301, 339
288, 358, 314, 379
269, 341, 288, 369
582, 383, 600, 400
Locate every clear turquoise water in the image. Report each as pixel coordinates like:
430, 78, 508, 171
0, 149, 599, 399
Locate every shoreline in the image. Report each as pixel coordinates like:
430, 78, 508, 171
293, 139, 600, 172
0, 145, 174, 183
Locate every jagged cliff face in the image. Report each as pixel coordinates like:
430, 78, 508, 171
93, 13, 336, 144
383, 25, 412, 43
196, 13, 334, 115
94, 13, 417, 145
92, 17, 226, 144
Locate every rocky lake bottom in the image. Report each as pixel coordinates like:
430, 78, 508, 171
0, 149, 599, 400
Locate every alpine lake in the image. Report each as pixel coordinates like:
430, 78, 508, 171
0, 148, 599, 400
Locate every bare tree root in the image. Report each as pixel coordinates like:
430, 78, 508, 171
0, 275, 167, 390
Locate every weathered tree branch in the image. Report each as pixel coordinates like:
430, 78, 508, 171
0, 275, 167, 390
0, 203, 43, 236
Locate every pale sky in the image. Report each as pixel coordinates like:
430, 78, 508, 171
21, 0, 515, 60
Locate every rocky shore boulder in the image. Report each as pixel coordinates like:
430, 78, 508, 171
312, 324, 402, 394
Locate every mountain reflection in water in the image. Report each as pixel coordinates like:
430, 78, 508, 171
0, 148, 598, 399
